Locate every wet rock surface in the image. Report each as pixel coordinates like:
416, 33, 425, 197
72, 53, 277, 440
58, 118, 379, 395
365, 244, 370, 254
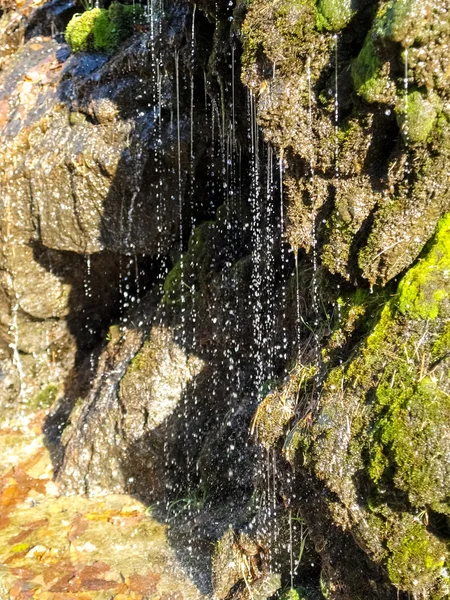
1, 0, 450, 598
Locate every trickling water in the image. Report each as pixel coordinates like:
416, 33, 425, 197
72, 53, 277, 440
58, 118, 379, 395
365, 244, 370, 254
279, 153, 289, 368
289, 508, 294, 590
294, 248, 301, 352
333, 33, 342, 329
306, 56, 320, 363
175, 49, 186, 351
404, 47, 410, 179
84, 255, 96, 372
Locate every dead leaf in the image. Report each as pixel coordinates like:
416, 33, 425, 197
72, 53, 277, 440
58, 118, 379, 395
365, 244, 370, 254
8, 528, 33, 545
68, 514, 88, 541
77, 561, 110, 580
13, 468, 47, 494
19, 447, 46, 472
127, 572, 160, 594
4, 547, 30, 564
43, 560, 74, 585
10, 567, 36, 580
0, 514, 11, 529
9, 581, 23, 599
49, 573, 80, 593
80, 579, 119, 591
1, 482, 29, 508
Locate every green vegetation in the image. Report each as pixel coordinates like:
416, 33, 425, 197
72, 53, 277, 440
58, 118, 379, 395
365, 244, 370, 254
280, 588, 312, 600
351, 33, 390, 103
386, 517, 448, 594
315, 0, 353, 31
30, 385, 58, 410
395, 90, 438, 143
65, 3, 144, 53
397, 213, 450, 319
65, 8, 102, 53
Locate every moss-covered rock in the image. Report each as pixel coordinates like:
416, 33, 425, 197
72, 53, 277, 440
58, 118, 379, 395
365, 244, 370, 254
316, 0, 354, 32
397, 213, 450, 319
268, 212, 450, 597
351, 32, 394, 103
29, 384, 58, 410
65, 3, 143, 53
65, 8, 102, 53
395, 90, 438, 144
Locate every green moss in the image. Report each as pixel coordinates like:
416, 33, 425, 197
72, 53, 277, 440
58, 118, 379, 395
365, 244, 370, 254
397, 214, 450, 320
377, 0, 428, 45
369, 371, 444, 489
29, 385, 58, 410
395, 90, 438, 143
65, 3, 143, 53
241, 0, 318, 75
162, 260, 183, 305
65, 8, 102, 53
126, 338, 157, 376
315, 0, 353, 31
351, 33, 390, 103
327, 287, 390, 354
163, 222, 214, 306
91, 8, 113, 50
433, 321, 450, 358
387, 517, 448, 594
106, 323, 121, 344
280, 588, 311, 600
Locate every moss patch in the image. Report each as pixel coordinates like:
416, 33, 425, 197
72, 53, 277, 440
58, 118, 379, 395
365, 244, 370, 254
65, 8, 102, 53
397, 213, 450, 320
396, 90, 438, 143
316, 0, 353, 31
387, 516, 449, 595
351, 33, 391, 103
29, 385, 58, 410
65, 3, 144, 53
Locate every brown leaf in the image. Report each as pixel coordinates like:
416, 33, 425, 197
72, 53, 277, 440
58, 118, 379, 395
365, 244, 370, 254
1, 482, 29, 508
127, 572, 160, 594
0, 515, 10, 529
10, 567, 36, 580
9, 582, 23, 599
8, 528, 33, 545
43, 560, 74, 585
80, 579, 119, 591
19, 448, 46, 472
4, 548, 30, 564
49, 573, 80, 593
68, 514, 88, 541
77, 561, 110, 579
13, 468, 47, 494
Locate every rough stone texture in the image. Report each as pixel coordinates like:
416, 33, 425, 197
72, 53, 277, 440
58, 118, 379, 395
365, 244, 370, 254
240, 0, 450, 286
239, 0, 450, 598
2, 0, 450, 598
0, 0, 213, 410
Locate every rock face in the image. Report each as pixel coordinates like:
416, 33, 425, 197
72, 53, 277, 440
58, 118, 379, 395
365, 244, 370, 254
238, 0, 450, 597
0, 0, 213, 410
1, 0, 450, 598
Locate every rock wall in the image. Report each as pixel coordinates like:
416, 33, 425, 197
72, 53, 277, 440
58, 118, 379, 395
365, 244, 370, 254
0, 0, 449, 598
